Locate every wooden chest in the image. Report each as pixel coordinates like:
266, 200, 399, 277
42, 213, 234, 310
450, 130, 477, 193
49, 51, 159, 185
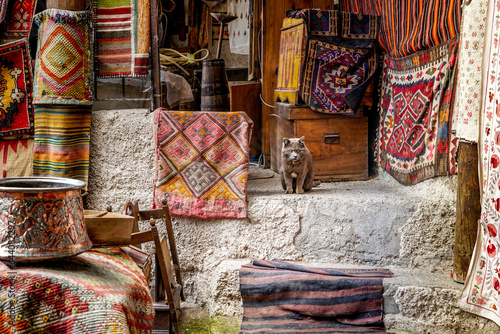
271, 103, 368, 181
274, 18, 306, 105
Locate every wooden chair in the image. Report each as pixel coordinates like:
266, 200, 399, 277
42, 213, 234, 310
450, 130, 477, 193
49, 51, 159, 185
125, 200, 184, 334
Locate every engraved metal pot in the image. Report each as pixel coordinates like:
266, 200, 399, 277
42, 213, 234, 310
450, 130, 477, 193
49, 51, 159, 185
0, 177, 92, 263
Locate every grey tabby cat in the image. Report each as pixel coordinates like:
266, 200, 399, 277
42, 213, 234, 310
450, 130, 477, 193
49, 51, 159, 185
280, 137, 314, 194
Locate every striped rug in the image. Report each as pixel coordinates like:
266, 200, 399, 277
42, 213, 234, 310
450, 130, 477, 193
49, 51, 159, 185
33, 105, 92, 187
239, 260, 392, 333
94, 0, 150, 77
340, 0, 461, 58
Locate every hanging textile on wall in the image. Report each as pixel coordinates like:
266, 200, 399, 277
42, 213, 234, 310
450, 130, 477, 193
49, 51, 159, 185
378, 37, 458, 185
451, 0, 487, 143
0, 0, 37, 42
0, 0, 9, 24
0, 40, 34, 137
285, 9, 379, 115
94, 0, 150, 78
153, 109, 253, 219
32, 9, 94, 105
0, 139, 33, 178
228, 0, 249, 55
340, 0, 461, 58
33, 105, 92, 187
460, 0, 500, 325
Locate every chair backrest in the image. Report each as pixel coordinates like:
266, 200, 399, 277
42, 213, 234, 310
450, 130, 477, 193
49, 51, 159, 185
125, 200, 185, 334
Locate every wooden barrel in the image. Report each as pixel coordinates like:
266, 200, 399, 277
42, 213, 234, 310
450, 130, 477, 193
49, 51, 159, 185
201, 59, 230, 111
46, 0, 87, 10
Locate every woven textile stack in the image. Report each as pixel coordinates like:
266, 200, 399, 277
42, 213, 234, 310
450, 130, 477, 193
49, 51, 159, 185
31, 4, 94, 188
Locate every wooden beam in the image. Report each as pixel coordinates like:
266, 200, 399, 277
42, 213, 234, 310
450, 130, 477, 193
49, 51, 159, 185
453, 142, 481, 283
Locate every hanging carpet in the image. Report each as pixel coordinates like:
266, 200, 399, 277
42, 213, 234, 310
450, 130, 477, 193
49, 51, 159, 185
93, 0, 150, 78
32, 105, 92, 187
0, 247, 154, 333
0, 0, 37, 42
32, 9, 94, 105
239, 259, 393, 334
378, 37, 458, 185
340, 0, 461, 58
0, 40, 34, 137
153, 109, 253, 219
286, 9, 380, 115
0, 138, 33, 178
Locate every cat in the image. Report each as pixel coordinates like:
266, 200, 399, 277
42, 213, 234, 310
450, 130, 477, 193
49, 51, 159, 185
280, 136, 314, 194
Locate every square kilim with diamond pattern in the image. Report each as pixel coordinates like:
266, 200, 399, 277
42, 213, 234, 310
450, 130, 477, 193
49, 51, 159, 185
153, 109, 253, 219
32, 9, 93, 105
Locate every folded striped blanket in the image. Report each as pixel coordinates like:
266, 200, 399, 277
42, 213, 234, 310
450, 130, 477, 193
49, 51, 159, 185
239, 260, 392, 334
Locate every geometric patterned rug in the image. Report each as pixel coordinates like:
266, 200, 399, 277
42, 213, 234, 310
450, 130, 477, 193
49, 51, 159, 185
0, 138, 33, 178
301, 39, 377, 115
153, 109, 253, 219
0, 0, 37, 42
0, 40, 34, 137
32, 9, 94, 105
0, 247, 154, 334
378, 37, 459, 185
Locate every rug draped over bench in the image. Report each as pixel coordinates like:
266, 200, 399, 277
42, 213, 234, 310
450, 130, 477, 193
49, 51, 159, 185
239, 260, 393, 334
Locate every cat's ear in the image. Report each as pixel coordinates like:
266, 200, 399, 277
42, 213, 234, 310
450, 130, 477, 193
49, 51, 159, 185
298, 136, 305, 146
283, 137, 290, 145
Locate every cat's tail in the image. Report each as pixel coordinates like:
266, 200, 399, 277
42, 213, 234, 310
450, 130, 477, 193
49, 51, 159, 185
312, 180, 321, 188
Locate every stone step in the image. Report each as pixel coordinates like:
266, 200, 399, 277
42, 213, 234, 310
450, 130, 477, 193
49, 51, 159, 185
206, 259, 499, 334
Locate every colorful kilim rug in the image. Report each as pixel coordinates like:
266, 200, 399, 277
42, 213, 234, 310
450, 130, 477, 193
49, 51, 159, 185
0, 0, 37, 42
94, 0, 150, 78
0, 138, 33, 178
287, 9, 379, 44
301, 39, 377, 115
239, 259, 393, 334
0, 247, 154, 333
451, 0, 487, 143
460, 0, 500, 325
33, 9, 94, 105
153, 108, 253, 219
0, 40, 34, 137
340, 0, 461, 58
378, 37, 459, 185
33, 105, 92, 187
286, 10, 379, 115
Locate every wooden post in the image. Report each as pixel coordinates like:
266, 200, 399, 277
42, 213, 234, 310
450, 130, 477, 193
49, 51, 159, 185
46, 0, 86, 10
453, 141, 481, 283
150, 0, 161, 110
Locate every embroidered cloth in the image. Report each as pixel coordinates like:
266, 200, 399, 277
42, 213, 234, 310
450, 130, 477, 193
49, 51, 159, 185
0, 247, 154, 333
0, 40, 34, 137
0, 138, 33, 178
153, 109, 253, 219
378, 37, 458, 185
228, 0, 249, 55
340, 0, 461, 58
32, 9, 94, 105
239, 259, 392, 333
94, 0, 150, 77
33, 105, 92, 188
460, 0, 500, 325
0, 0, 37, 42
451, 0, 487, 143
